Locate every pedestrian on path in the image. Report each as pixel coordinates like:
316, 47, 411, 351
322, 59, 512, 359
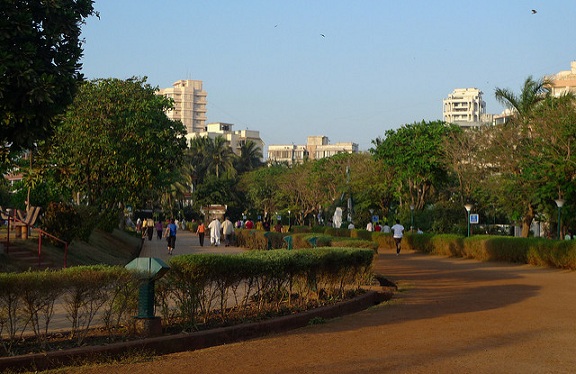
222, 217, 234, 247
208, 217, 222, 246
196, 221, 206, 246
155, 220, 163, 240
391, 219, 404, 255
165, 218, 177, 255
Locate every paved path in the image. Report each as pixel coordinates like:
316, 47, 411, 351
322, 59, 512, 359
79, 248, 576, 374
138, 229, 245, 260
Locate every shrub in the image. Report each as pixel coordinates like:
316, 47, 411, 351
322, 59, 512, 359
41, 202, 82, 245
331, 238, 378, 253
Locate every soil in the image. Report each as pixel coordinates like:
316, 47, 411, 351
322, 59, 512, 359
71, 249, 576, 374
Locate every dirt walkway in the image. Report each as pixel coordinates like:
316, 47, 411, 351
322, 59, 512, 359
76, 249, 576, 374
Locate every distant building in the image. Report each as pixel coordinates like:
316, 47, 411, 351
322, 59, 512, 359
188, 122, 265, 161
157, 80, 207, 134
443, 88, 487, 128
268, 136, 358, 165
547, 61, 576, 97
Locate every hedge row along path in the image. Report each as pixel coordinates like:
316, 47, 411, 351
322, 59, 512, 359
80, 235, 576, 373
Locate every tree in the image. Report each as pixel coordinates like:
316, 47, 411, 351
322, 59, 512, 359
495, 76, 551, 130
188, 136, 236, 180
490, 76, 552, 236
235, 140, 264, 174
0, 0, 96, 162
43, 77, 187, 211
370, 120, 458, 211
238, 164, 287, 219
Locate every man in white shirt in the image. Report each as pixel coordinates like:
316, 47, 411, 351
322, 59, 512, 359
208, 217, 222, 246
391, 219, 404, 255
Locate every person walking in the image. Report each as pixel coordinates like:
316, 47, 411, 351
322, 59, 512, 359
146, 218, 154, 241
165, 218, 177, 255
391, 219, 405, 255
222, 217, 234, 247
208, 217, 222, 246
366, 221, 374, 232
155, 220, 163, 240
196, 221, 206, 246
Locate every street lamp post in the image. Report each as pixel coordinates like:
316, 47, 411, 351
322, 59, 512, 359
555, 199, 565, 240
464, 203, 473, 237
410, 205, 415, 232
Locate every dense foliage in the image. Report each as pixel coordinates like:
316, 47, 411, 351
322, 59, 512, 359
0, 0, 96, 163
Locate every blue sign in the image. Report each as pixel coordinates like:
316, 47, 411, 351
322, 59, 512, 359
470, 214, 479, 224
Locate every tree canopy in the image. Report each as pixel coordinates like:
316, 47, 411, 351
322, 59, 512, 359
0, 0, 96, 162
42, 77, 187, 211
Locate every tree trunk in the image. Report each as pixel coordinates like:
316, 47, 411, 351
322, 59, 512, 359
521, 203, 535, 238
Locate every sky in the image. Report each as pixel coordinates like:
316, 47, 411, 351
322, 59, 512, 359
80, 0, 576, 152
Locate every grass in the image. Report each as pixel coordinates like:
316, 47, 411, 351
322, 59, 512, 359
1, 228, 141, 271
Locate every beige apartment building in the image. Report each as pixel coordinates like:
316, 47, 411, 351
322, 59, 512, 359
547, 61, 576, 97
157, 79, 207, 134
188, 122, 265, 160
268, 136, 358, 165
443, 88, 487, 128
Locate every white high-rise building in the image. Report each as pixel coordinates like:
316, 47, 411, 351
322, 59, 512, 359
443, 88, 486, 128
157, 80, 207, 134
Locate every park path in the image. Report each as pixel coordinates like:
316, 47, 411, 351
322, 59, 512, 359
78, 247, 576, 374
138, 228, 244, 260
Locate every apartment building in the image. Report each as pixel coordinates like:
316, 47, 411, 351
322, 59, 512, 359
268, 136, 358, 165
157, 80, 207, 134
188, 122, 265, 160
547, 61, 576, 97
443, 88, 486, 128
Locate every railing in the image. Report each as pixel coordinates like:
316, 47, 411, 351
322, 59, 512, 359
1, 210, 69, 268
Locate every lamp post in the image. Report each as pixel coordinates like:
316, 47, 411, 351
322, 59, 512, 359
555, 199, 565, 240
464, 203, 473, 237
410, 205, 415, 232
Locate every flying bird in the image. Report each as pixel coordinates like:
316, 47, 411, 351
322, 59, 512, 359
320, 34, 325, 37
531, 9, 537, 14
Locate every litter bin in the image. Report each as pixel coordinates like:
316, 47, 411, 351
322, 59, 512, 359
125, 257, 170, 336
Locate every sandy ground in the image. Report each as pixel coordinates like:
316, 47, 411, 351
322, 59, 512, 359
74, 239, 576, 374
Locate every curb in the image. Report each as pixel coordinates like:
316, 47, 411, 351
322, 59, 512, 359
0, 289, 392, 372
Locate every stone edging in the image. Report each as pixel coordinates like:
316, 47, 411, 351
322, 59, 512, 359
0, 289, 392, 372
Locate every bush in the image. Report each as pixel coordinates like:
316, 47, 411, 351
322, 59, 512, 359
331, 238, 378, 253
41, 202, 82, 245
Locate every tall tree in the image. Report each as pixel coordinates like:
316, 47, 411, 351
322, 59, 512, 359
490, 76, 552, 236
43, 77, 187, 211
495, 75, 552, 136
370, 120, 458, 211
0, 0, 96, 162
235, 140, 264, 174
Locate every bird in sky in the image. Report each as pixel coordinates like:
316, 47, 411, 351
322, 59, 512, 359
320, 34, 325, 37
531, 9, 537, 14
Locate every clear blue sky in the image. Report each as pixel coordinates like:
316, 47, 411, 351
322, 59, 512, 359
80, 0, 576, 151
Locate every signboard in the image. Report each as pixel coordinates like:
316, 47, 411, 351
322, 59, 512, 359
372, 215, 379, 223
470, 214, 479, 224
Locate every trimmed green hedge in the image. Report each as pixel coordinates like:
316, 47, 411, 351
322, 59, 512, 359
160, 248, 375, 327
0, 266, 139, 355
409, 234, 576, 269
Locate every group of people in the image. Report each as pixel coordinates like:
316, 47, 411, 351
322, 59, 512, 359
365, 221, 392, 233
196, 216, 235, 247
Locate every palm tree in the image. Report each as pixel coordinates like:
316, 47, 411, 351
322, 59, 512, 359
205, 136, 236, 179
235, 140, 264, 174
495, 75, 552, 129
493, 76, 552, 237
